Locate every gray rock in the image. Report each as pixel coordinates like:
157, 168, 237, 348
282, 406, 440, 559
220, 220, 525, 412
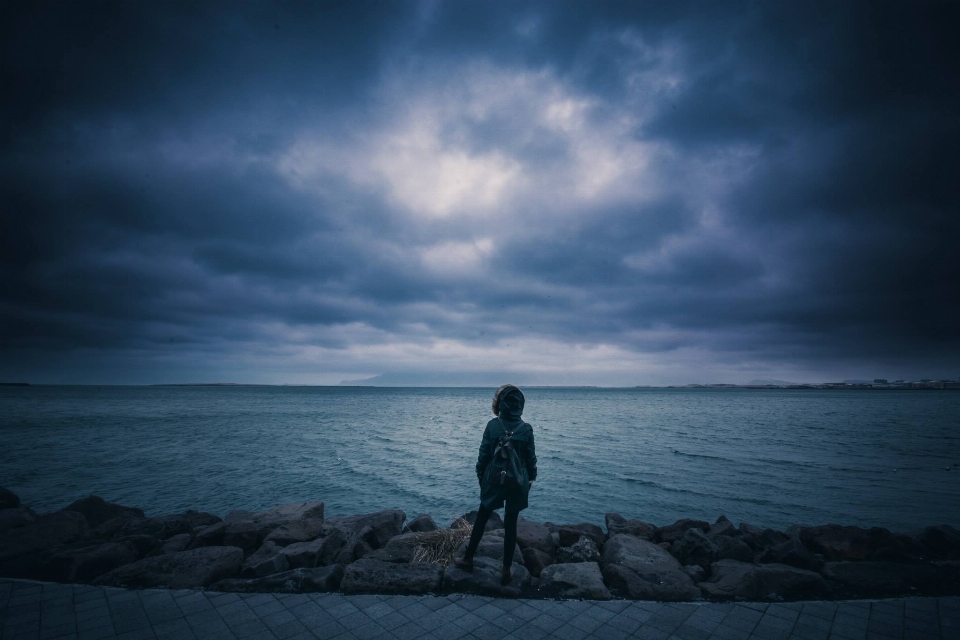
912, 525, 960, 559
556, 536, 601, 563
605, 513, 657, 541
61, 496, 144, 529
223, 521, 275, 554
364, 532, 419, 563
241, 541, 290, 578
600, 534, 700, 601
248, 501, 325, 527
342, 558, 443, 594
280, 528, 363, 568
224, 510, 255, 522
117, 511, 220, 540
0, 511, 89, 563
0, 487, 20, 510
45, 541, 140, 582
683, 564, 707, 583
113, 535, 160, 558
823, 561, 960, 597
557, 523, 605, 550
452, 510, 503, 532
192, 521, 227, 547
263, 518, 324, 546
708, 516, 736, 538
160, 534, 192, 555
516, 517, 555, 554
672, 528, 718, 567
92, 513, 142, 539
324, 509, 405, 549
404, 514, 438, 533
698, 559, 827, 600
658, 519, 710, 544
210, 565, 344, 593
539, 562, 611, 599
713, 535, 755, 563
799, 524, 907, 561
444, 555, 531, 597
0, 506, 37, 533
456, 533, 524, 567
93, 546, 244, 589
521, 547, 553, 578
758, 538, 824, 572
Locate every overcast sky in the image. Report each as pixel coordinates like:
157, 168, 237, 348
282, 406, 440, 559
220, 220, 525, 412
2, 0, 958, 386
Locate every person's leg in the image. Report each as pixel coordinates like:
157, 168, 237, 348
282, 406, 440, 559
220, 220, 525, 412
501, 509, 519, 583
465, 505, 493, 557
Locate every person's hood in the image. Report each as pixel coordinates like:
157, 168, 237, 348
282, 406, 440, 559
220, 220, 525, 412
498, 387, 525, 422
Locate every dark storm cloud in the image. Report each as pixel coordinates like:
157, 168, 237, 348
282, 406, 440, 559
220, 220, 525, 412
2, 0, 958, 384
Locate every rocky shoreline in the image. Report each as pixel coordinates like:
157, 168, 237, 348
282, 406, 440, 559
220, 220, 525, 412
1, 487, 958, 602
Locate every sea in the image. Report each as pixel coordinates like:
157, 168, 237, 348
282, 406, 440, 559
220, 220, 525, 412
1, 385, 958, 533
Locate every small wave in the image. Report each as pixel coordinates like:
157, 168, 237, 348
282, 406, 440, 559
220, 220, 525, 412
671, 450, 729, 462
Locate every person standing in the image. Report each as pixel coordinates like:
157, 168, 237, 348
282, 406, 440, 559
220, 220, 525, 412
455, 384, 538, 585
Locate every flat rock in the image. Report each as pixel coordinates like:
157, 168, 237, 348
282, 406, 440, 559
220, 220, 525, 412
600, 534, 700, 601
557, 523, 605, 550
672, 528, 718, 567
556, 536, 601, 563
263, 518, 324, 546
404, 514, 438, 533
699, 559, 827, 600
210, 565, 344, 593
800, 525, 907, 561
605, 513, 657, 541
324, 509, 405, 549
116, 510, 220, 540
658, 519, 710, 544
241, 541, 290, 578
0, 487, 20, 510
444, 556, 531, 597
0, 511, 89, 563
61, 496, 144, 529
539, 562, 611, 600
341, 558, 442, 594
452, 510, 503, 532
521, 547, 553, 578
758, 538, 824, 572
93, 546, 244, 589
0, 506, 37, 533
516, 517, 555, 555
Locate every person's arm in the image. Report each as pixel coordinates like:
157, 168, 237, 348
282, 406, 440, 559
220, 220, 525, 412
475, 423, 493, 485
526, 429, 538, 482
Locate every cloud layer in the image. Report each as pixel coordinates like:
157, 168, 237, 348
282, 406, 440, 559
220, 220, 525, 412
2, 0, 958, 385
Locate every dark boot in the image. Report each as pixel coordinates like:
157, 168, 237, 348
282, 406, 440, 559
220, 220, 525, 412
454, 553, 474, 572
500, 565, 511, 585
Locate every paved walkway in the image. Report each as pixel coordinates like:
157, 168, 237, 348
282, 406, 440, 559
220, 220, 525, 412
0, 579, 956, 640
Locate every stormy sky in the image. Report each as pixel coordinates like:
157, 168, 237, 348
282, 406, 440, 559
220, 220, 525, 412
2, 0, 958, 386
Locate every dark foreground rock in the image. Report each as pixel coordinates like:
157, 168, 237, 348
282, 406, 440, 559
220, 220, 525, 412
211, 566, 344, 593
0, 511, 89, 567
600, 534, 700, 601
263, 518, 324, 546
824, 560, 960, 597
94, 546, 244, 588
521, 547, 553, 578
759, 538, 824, 572
539, 562, 611, 600
557, 523, 605, 551
324, 509, 405, 549
516, 517, 555, 555
341, 558, 442, 594
556, 536, 601, 563
605, 513, 657, 541
61, 496, 144, 529
240, 541, 289, 578
0, 506, 38, 533
0, 487, 20, 510
800, 525, 906, 561
658, 519, 710, 544
699, 559, 827, 600
43, 541, 140, 582
912, 525, 960, 560
444, 556, 531, 597
116, 511, 220, 541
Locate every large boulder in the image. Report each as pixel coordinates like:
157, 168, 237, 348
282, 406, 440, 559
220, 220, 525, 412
0, 487, 20, 509
557, 523, 605, 550
738, 524, 788, 550
92, 513, 142, 539
452, 510, 503, 532
672, 528, 718, 568
116, 511, 220, 540
0, 511, 89, 563
758, 538, 824, 572
800, 525, 906, 561
240, 541, 290, 578
605, 513, 657, 541
113, 534, 160, 558
404, 514, 438, 533
556, 536, 601, 563
210, 566, 344, 593
43, 541, 140, 582
0, 506, 38, 533
516, 517, 555, 555
600, 534, 700, 601
341, 558, 442, 594
521, 547, 553, 578
324, 509, 405, 549
698, 559, 827, 600
280, 528, 364, 568
443, 556, 531, 597
263, 518, 324, 546
539, 562, 611, 600
61, 496, 144, 529
708, 516, 736, 538
658, 519, 709, 544
158, 534, 192, 555
364, 532, 419, 563
911, 525, 960, 559
713, 535, 755, 563
823, 561, 960, 597
93, 546, 243, 589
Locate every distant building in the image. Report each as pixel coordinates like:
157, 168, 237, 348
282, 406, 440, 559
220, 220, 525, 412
873, 378, 888, 384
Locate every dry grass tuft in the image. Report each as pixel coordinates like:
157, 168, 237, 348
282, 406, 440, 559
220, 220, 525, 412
410, 518, 473, 567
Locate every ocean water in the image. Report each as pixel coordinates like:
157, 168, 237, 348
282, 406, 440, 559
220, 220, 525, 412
1, 385, 958, 533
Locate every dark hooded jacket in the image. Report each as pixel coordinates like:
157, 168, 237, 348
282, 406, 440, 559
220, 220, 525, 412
475, 387, 538, 512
